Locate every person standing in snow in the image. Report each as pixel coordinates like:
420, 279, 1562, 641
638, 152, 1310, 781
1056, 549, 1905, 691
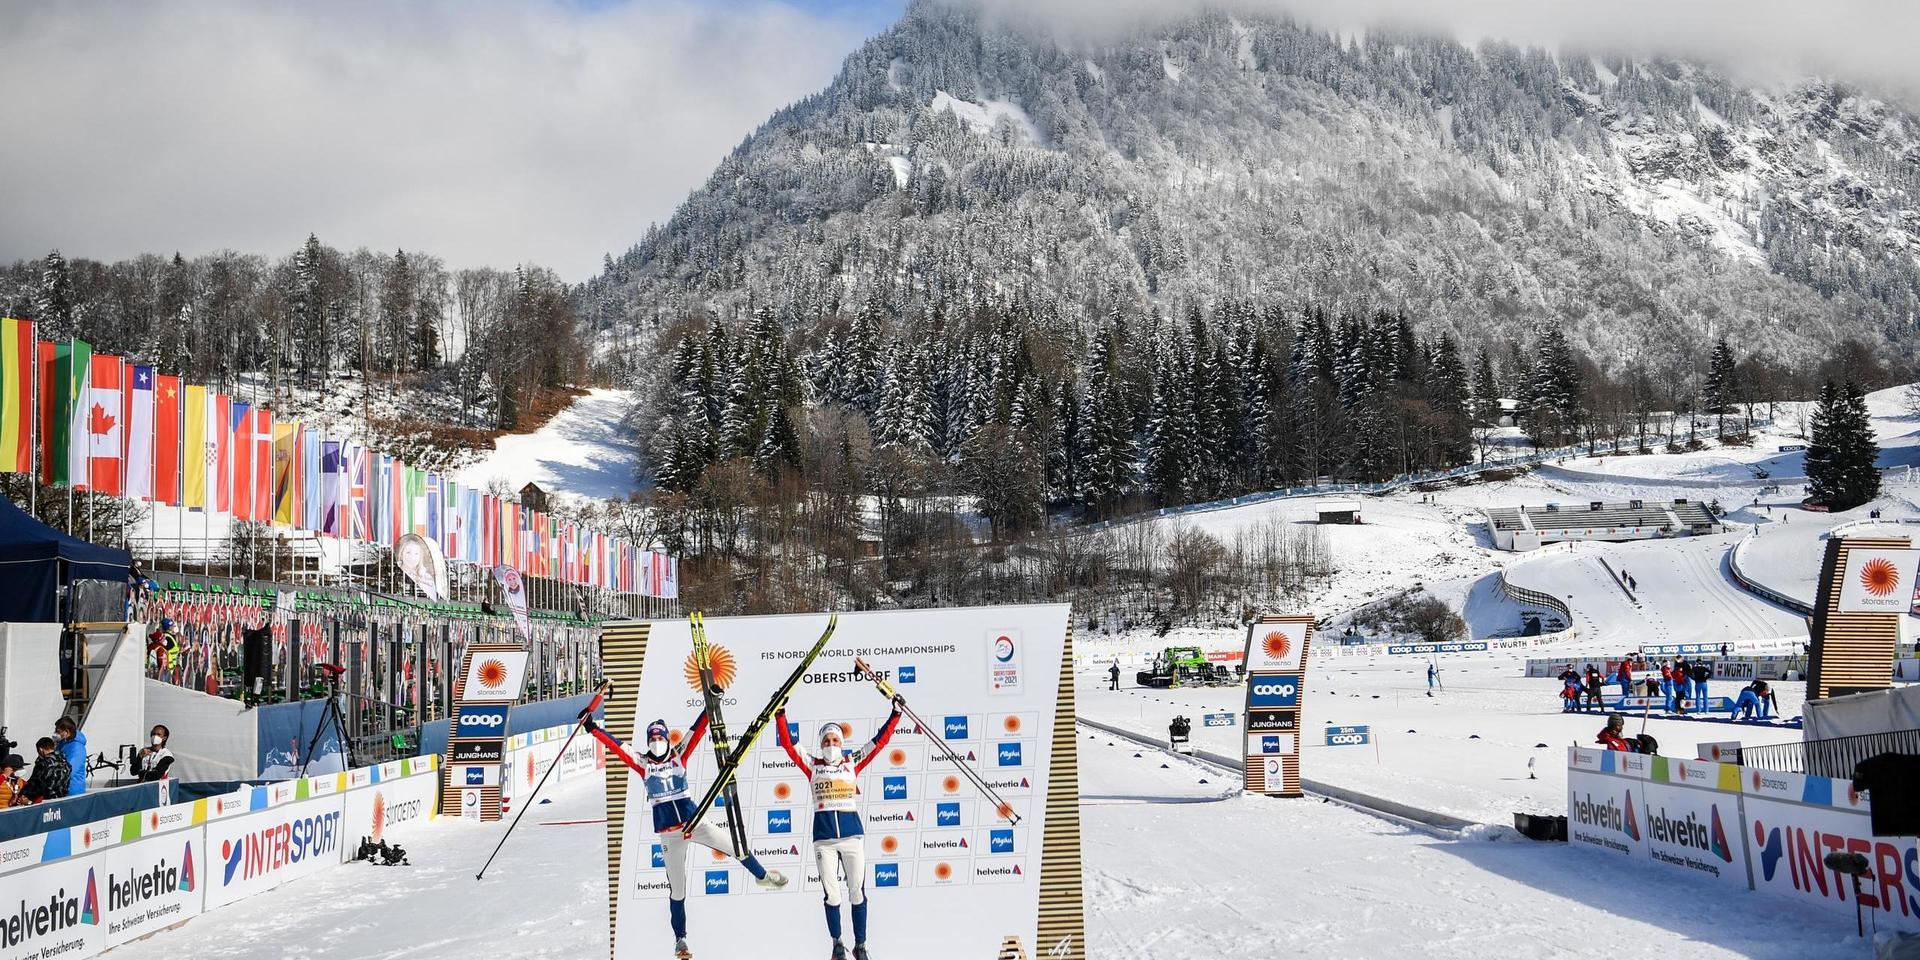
776, 698, 905, 960
1109, 661, 1121, 691
1559, 667, 1582, 712
1659, 661, 1677, 711
584, 713, 788, 960
1426, 662, 1436, 691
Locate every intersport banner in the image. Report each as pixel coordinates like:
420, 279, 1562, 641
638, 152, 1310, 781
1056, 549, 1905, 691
604, 605, 1084, 960
202, 792, 347, 909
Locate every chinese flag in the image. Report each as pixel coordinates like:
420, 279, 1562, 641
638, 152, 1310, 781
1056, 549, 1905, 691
154, 374, 182, 505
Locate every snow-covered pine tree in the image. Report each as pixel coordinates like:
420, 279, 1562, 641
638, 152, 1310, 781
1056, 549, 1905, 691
1470, 349, 1500, 425
1805, 381, 1844, 508
37, 249, 76, 341
1703, 337, 1737, 436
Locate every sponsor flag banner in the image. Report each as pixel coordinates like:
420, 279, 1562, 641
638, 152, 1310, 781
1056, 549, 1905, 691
397, 532, 451, 602
602, 606, 1085, 960
0, 317, 32, 473
84, 354, 125, 495
125, 364, 156, 499
209, 392, 230, 512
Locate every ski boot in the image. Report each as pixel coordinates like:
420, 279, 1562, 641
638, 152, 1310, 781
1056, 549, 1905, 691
674, 939, 692, 960
756, 869, 789, 889
831, 942, 848, 960
854, 945, 871, 960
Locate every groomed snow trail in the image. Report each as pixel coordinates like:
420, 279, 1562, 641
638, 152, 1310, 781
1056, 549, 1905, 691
454, 387, 641, 502
105, 729, 1865, 960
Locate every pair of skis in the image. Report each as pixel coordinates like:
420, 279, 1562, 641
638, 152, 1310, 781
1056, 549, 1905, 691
850, 656, 1021, 826
682, 612, 839, 850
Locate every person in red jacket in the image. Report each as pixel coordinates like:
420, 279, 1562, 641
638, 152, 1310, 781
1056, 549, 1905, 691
1596, 714, 1633, 751
775, 699, 904, 960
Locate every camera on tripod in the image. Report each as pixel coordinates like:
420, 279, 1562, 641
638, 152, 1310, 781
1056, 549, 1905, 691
0, 727, 16, 757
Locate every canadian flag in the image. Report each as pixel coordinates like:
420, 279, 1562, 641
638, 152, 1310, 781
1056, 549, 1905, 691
85, 356, 126, 496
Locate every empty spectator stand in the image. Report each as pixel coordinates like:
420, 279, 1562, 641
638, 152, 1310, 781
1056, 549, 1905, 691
1486, 499, 1723, 550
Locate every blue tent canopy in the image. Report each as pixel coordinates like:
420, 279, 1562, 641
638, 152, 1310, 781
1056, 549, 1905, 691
0, 496, 131, 622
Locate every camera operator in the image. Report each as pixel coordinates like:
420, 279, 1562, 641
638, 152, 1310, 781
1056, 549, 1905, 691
136, 724, 175, 782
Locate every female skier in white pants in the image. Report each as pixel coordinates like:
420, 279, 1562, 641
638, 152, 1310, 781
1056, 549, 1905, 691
586, 713, 787, 959
776, 696, 904, 960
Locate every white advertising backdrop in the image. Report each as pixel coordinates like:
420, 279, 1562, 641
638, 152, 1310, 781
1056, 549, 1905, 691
610, 605, 1075, 960
1567, 748, 1920, 932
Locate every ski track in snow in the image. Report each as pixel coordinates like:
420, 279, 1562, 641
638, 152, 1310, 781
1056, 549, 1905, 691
453, 388, 642, 503
108, 726, 1870, 959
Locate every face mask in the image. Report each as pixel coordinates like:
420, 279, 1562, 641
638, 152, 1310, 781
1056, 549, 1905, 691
151, 736, 166, 747
646, 739, 668, 758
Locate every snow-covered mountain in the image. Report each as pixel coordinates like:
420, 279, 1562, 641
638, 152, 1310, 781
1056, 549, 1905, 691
584, 0, 1920, 369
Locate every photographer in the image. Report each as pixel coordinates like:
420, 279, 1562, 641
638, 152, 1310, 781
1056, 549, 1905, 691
136, 724, 175, 782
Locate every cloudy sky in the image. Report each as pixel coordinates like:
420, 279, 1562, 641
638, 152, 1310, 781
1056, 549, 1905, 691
2, 0, 1911, 280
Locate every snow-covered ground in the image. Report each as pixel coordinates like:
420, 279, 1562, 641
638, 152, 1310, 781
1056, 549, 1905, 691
454, 388, 642, 503
1074, 647, 1810, 826
110, 722, 1868, 960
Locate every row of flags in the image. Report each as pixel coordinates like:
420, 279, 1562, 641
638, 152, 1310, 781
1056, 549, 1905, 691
0, 319, 678, 599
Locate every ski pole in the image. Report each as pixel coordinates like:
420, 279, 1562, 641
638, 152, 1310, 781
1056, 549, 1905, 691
853, 658, 1022, 825
476, 679, 611, 880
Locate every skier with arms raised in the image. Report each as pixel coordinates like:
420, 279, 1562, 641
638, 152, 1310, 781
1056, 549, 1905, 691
585, 713, 788, 960
776, 696, 905, 960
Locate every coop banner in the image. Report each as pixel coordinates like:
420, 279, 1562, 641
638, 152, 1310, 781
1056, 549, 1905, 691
604, 605, 1084, 960
202, 793, 347, 909
0, 820, 205, 960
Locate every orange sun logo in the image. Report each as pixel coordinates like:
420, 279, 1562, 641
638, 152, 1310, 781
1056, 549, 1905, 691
942, 775, 961, 794
881, 836, 900, 854
1002, 716, 1022, 734
774, 782, 792, 801
684, 645, 738, 693
934, 863, 953, 881
1262, 631, 1292, 660
1860, 557, 1901, 596
888, 748, 907, 766
371, 791, 387, 841
477, 658, 509, 688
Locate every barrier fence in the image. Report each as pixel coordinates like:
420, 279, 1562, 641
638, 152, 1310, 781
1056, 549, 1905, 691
1566, 746, 1920, 933
1738, 729, 1920, 779
0, 754, 442, 960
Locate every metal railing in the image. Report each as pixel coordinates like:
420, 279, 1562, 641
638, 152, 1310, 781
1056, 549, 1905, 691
1737, 729, 1920, 778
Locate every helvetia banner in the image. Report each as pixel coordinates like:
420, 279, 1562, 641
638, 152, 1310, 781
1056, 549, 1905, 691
603, 605, 1084, 960
0, 819, 204, 960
